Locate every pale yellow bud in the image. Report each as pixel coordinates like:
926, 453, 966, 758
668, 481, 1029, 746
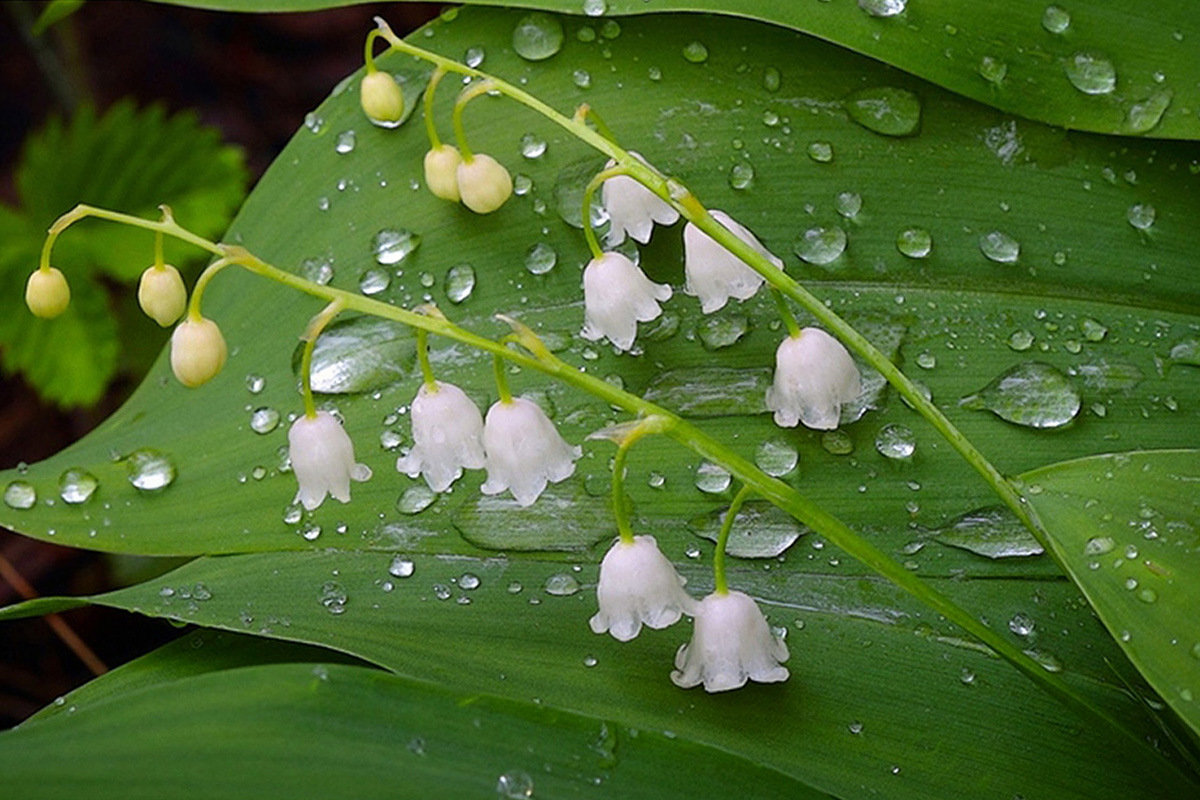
360, 70, 404, 125
456, 153, 513, 214
25, 267, 71, 319
170, 316, 227, 388
423, 144, 463, 202
138, 264, 187, 327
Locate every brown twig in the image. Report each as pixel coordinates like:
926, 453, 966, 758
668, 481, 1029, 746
0, 552, 107, 676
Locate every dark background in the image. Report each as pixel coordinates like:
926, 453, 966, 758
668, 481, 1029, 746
0, 0, 440, 727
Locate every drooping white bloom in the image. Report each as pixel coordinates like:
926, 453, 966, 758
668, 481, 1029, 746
288, 411, 372, 511
424, 144, 463, 202
457, 153, 513, 214
481, 396, 581, 506
25, 267, 70, 319
765, 327, 861, 430
671, 589, 789, 693
395, 381, 485, 492
683, 209, 783, 313
602, 152, 679, 247
170, 316, 227, 388
590, 535, 694, 641
137, 263, 187, 327
581, 252, 672, 352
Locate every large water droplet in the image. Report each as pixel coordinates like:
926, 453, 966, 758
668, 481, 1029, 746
979, 230, 1020, 263
444, 263, 476, 303
688, 501, 804, 557
581, 0, 607, 17
931, 506, 1044, 558
455, 489, 609, 551
896, 227, 932, 258
1126, 90, 1172, 134
698, 314, 749, 350
845, 87, 921, 137
373, 229, 421, 266
358, 268, 391, 296
519, 132, 547, 159
335, 130, 356, 154
3, 481, 36, 510
497, 770, 535, 799
58, 468, 98, 504
543, 573, 581, 596
858, 0, 907, 17
397, 485, 436, 514
728, 161, 755, 190
122, 449, 176, 492
297, 317, 415, 394
755, 438, 798, 477
553, 157, 609, 230
319, 581, 348, 615
1042, 5, 1071, 34
682, 41, 709, 63
1065, 53, 1117, 95
960, 362, 1081, 428
524, 242, 557, 275
795, 225, 847, 265
250, 407, 280, 434
875, 423, 916, 460
513, 12, 564, 61
1126, 203, 1156, 230
695, 461, 732, 494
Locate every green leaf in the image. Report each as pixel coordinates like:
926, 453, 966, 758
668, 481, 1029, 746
153, 0, 1200, 139
1021, 450, 1200, 737
32, 0, 86, 35
1, 661, 816, 799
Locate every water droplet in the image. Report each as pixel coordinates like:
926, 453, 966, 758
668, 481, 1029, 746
299, 256, 334, 285
835, 192, 863, 219
520, 132, 547, 159
960, 362, 1081, 428
932, 506, 1044, 558
821, 429, 854, 455
763, 67, 781, 91
319, 581, 348, 615
1008, 329, 1035, 351
464, 46, 485, 68
335, 130, 356, 154
359, 268, 391, 296
1137, 588, 1158, 604
845, 87, 921, 137
373, 229, 421, 266
600, 20, 621, 39
1126, 90, 1173, 134
978, 56, 1008, 86
728, 161, 755, 190
543, 573, 581, 596
755, 438, 798, 477
1008, 612, 1036, 637
496, 770, 534, 799
303, 112, 324, 134
58, 468, 98, 504
1065, 52, 1117, 95
698, 314, 749, 350
250, 407, 280, 435
388, 556, 415, 578
1042, 5, 1071, 34
689, 501, 804, 558
648, 471, 666, 489
1023, 648, 1063, 672
682, 41, 709, 63
582, 0, 607, 17
524, 242, 557, 275
300, 317, 415, 395
1080, 318, 1108, 342
445, 263, 476, 303
1126, 203, 1156, 230
979, 230, 1020, 263
875, 423, 916, 460
858, 0, 907, 17
695, 461, 732, 494
572, 69, 592, 88
126, 449, 176, 491
896, 227, 932, 258
459, 573, 481, 590
807, 141, 834, 163
3, 481, 36, 510
959, 667, 977, 685
795, 226, 847, 265
398, 485, 436, 514
512, 12, 564, 61
1068, 359, 1143, 393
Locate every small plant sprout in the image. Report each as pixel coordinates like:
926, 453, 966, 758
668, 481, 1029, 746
581, 252, 672, 352
683, 209, 784, 313
766, 326, 862, 431
137, 231, 187, 327
601, 151, 680, 246
24, 266, 71, 319
359, 28, 404, 125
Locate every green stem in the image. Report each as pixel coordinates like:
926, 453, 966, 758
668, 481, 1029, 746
577, 103, 618, 143
582, 166, 624, 259
153, 230, 165, 270
713, 484, 753, 596
492, 353, 513, 404
423, 66, 447, 149
770, 288, 801, 339
451, 80, 495, 161
610, 422, 657, 544
416, 328, 437, 390
299, 300, 344, 419
187, 258, 234, 321
363, 28, 384, 73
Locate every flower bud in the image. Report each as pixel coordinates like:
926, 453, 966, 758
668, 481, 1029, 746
137, 264, 187, 327
25, 267, 71, 319
456, 153, 513, 214
423, 144, 463, 202
359, 70, 404, 125
170, 316, 227, 388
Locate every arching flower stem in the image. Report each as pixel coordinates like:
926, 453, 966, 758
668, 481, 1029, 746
415, 328, 437, 391
451, 80, 496, 161
299, 300, 344, 419
609, 422, 655, 546
713, 485, 753, 596
491, 352, 513, 404
422, 66, 448, 149
581, 166, 626, 260
770, 289, 802, 339
362, 27, 386, 74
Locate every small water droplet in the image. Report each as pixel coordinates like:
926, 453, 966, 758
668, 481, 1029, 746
1126, 90, 1173, 134
1084, 536, 1115, 556
1009, 612, 1036, 637
1126, 203, 1156, 230
3, 481, 36, 510
464, 46, 485, 68
544, 573, 581, 596
821, 429, 854, 455
524, 242, 557, 275
58, 468, 98, 504
755, 438, 799, 477
858, 0, 907, 17
682, 41, 709, 63
848, 720, 865, 734
512, 12, 564, 61
1080, 318, 1108, 342
373, 229, 421, 266
959, 667, 977, 685
896, 227, 932, 258
648, 471, 666, 489
303, 113, 324, 134
459, 573, 481, 590
572, 68, 592, 88
835, 192, 863, 219
845, 87, 921, 137
496, 770, 534, 799
250, 407, 280, 435
916, 351, 937, 369
795, 226, 847, 265
698, 314, 749, 350
1042, 5, 1071, 34
807, 141, 834, 163
335, 130, 356, 154
979, 230, 1020, 263
1023, 648, 1063, 672
319, 581, 348, 614
1065, 52, 1117, 95
1008, 329, 1035, 351
397, 485, 436, 514
978, 56, 1008, 86
763, 67, 781, 91
126, 449, 176, 491
695, 461, 732, 494
359, 268, 391, 296
445, 263, 477, 303
299, 256, 334, 285
960, 362, 1080, 429
388, 556, 415, 578
520, 132, 547, 159
875, 423, 916, 460
581, 0, 607, 17
728, 161, 755, 189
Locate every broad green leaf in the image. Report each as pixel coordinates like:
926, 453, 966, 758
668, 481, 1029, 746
155, 0, 1200, 139
0, 661, 815, 799
1, 551, 1192, 799
1021, 449, 1200, 736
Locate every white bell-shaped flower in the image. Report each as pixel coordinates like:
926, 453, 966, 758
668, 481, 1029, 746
581, 252, 672, 352
683, 209, 783, 313
25, 267, 71, 319
395, 380, 486, 492
288, 410, 372, 511
170, 316, 227, 387
424, 144, 463, 202
601, 152, 679, 247
590, 535, 694, 641
481, 396, 581, 506
765, 327, 861, 430
457, 153, 512, 214
671, 589, 789, 693
137, 263, 187, 327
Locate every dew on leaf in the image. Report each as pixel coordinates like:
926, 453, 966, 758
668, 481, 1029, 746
822, 429, 854, 456
58, 468, 98, 505
875, 423, 916, 460
1042, 5, 1071, 34
795, 225, 847, 265
845, 87, 921, 137
1065, 52, 1117, 95
359, 268, 391, 296
512, 12, 564, 61
896, 227, 932, 258
682, 41, 709, 63
1080, 318, 1108, 342
245, 374, 265, 394
1008, 612, 1036, 637
496, 770, 535, 799
125, 449, 176, 491
930, 506, 1044, 558
755, 438, 799, 477
388, 556, 415, 578
763, 66, 781, 91
979, 230, 1020, 263
728, 161, 755, 190
3, 481, 36, 510
582, 0, 607, 17
299, 317, 415, 394
1125, 90, 1172, 134
543, 573, 581, 596
835, 191, 863, 219
572, 69, 592, 88
299, 256, 334, 285
319, 581, 348, 615
1126, 203, 1156, 230
978, 56, 1008, 86
695, 461, 732, 494
373, 228, 421, 266
250, 407, 280, 435
960, 362, 1081, 428
520, 132, 547, 159
858, 0, 907, 17
1008, 329, 1035, 351
524, 242, 557, 275
1068, 359, 1144, 393
807, 141, 834, 163
397, 485, 437, 515
698, 314, 749, 350
464, 46, 485, 68
1168, 338, 1200, 367
688, 501, 804, 557
334, 130, 356, 154
444, 263, 476, 303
